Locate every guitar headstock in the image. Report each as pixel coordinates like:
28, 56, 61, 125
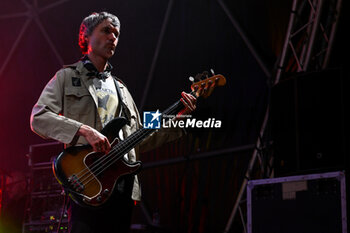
190, 71, 226, 98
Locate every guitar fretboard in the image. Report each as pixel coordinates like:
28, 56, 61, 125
112, 98, 185, 157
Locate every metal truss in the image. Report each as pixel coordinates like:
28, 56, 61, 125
276, 0, 343, 83
0, 0, 69, 77
217, 0, 272, 79
139, 0, 175, 111
222, 0, 343, 232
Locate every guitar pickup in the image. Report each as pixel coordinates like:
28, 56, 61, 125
68, 174, 85, 192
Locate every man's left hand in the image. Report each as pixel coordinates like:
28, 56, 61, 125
177, 92, 197, 117
177, 79, 218, 118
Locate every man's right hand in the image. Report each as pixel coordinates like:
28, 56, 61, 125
77, 125, 111, 153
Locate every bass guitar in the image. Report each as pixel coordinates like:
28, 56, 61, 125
52, 71, 226, 207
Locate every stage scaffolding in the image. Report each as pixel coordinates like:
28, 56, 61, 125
220, 0, 343, 232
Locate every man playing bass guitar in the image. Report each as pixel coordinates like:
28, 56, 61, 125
30, 12, 218, 233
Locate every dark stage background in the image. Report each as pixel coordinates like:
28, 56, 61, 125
0, 0, 348, 232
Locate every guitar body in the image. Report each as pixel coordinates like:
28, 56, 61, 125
53, 117, 142, 208
51, 72, 226, 208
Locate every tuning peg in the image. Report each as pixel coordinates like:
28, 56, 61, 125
210, 69, 215, 75
189, 76, 199, 91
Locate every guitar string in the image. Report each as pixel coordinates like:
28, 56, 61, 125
65, 79, 223, 201
72, 90, 196, 182
71, 92, 193, 182
79, 102, 181, 187
71, 127, 146, 181
83, 127, 154, 183
74, 98, 183, 183
75, 100, 182, 187
71, 101, 178, 182
75, 125, 152, 185
78, 128, 152, 185
70, 141, 121, 181
80, 102, 183, 189
75, 104, 175, 184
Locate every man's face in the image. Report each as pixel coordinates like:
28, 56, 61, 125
87, 18, 119, 59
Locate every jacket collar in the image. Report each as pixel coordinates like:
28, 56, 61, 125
63, 55, 113, 79
63, 61, 88, 76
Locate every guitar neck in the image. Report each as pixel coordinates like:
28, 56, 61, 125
113, 98, 185, 155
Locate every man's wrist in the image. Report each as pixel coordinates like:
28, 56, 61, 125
77, 124, 89, 137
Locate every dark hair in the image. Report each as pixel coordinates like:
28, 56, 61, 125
78, 12, 120, 54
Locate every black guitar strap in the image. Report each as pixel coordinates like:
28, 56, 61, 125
113, 77, 131, 125
113, 77, 134, 193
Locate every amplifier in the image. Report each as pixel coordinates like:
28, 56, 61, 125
28, 194, 65, 221
247, 171, 347, 233
30, 163, 61, 194
22, 219, 68, 233
24, 142, 67, 233
28, 142, 63, 194
28, 142, 63, 166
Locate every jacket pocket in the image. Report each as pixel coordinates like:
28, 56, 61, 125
65, 87, 94, 115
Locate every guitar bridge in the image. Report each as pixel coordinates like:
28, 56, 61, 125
68, 174, 85, 192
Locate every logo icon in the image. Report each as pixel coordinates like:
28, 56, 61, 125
143, 110, 162, 129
